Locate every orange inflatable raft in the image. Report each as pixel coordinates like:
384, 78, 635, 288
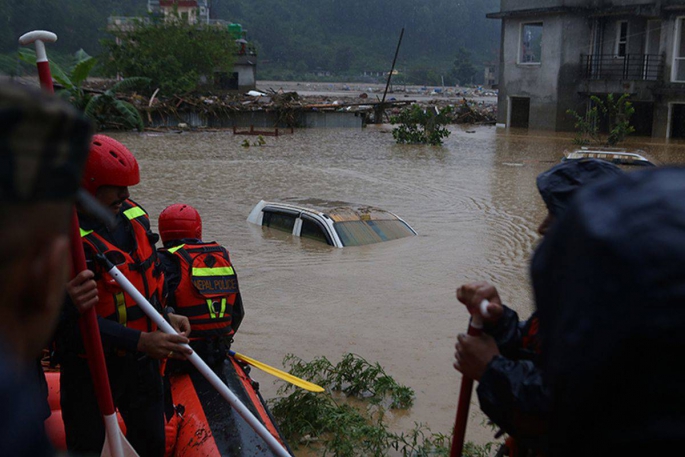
45, 356, 290, 456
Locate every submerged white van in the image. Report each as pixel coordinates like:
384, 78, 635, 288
247, 200, 417, 248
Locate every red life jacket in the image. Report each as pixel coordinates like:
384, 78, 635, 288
80, 200, 165, 332
165, 242, 239, 340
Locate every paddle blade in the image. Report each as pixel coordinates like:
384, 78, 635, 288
101, 414, 139, 457
232, 352, 325, 393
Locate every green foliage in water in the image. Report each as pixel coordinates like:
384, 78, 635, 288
241, 136, 267, 148
269, 353, 495, 456
566, 93, 635, 146
102, 15, 237, 95
390, 104, 452, 145
18, 48, 149, 131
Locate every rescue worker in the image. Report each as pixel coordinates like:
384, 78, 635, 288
454, 159, 623, 454
57, 135, 192, 457
157, 203, 244, 369
532, 167, 685, 456
0, 82, 91, 457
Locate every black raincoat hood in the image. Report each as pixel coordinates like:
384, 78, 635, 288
531, 167, 685, 455
536, 159, 623, 217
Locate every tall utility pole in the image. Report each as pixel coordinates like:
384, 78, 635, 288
374, 28, 405, 124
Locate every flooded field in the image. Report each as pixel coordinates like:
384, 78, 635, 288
111, 125, 685, 452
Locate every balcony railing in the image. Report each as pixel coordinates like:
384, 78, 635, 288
581, 54, 664, 81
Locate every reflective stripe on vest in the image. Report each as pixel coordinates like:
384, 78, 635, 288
207, 298, 227, 319
192, 266, 235, 277
124, 206, 146, 220
114, 292, 127, 325
168, 244, 185, 254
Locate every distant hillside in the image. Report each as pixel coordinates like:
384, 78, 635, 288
0, 0, 144, 54
216, 0, 501, 80
0, 0, 501, 82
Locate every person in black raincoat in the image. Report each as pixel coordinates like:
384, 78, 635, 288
453, 159, 623, 453
531, 167, 685, 456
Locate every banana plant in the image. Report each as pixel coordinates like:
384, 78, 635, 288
19, 48, 149, 131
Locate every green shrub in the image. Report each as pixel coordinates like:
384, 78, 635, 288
390, 104, 452, 145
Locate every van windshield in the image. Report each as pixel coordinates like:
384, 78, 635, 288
333, 219, 415, 246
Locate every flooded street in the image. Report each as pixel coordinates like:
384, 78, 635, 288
111, 125, 685, 451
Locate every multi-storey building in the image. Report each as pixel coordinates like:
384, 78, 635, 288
488, 0, 685, 138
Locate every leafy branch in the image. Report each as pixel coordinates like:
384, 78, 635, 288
19, 48, 149, 131
566, 93, 635, 146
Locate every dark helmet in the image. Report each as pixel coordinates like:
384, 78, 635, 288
536, 158, 623, 217
82, 134, 140, 195
158, 203, 202, 244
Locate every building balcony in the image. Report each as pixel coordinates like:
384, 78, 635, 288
581, 54, 663, 82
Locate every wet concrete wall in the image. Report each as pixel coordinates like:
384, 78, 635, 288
555, 15, 591, 131
499, 14, 581, 130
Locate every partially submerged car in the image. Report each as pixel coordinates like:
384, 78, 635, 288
563, 147, 656, 167
246, 200, 417, 247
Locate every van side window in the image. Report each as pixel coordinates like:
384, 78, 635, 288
301, 217, 332, 245
262, 210, 296, 233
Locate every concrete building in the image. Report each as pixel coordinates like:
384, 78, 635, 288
488, 0, 685, 138
151, 0, 210, 24
484, 61, 499, 88
108, 0, 256, 92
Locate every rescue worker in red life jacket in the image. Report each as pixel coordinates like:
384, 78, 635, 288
453, 159, 623, 456
157, 203, 245, 369
56, 135, 192, 457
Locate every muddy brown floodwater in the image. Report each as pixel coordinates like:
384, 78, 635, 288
111, 125, 685, 454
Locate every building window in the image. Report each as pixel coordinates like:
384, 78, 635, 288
520, 23, 543, 64
674, 18, 685, 82
616, 21, 628, 57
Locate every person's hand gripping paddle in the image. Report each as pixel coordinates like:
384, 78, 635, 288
450, 300, 490, 457
19, 30, 138, 457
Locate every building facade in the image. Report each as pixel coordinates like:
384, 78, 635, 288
488, 0, 685, 138
109, 0, 256, 92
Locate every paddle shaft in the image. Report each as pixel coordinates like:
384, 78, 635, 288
450, 320, 483, 457
24, 20, 128, 451
71, 215, 128, 457
104, 263, 291, 457
32, 42, 54, 94
450, 300, 489, 457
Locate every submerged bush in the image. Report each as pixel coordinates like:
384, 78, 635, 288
269, 353, 496, 456
390, 104, 452, 145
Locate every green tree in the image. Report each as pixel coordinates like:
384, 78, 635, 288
391, 104, 452, 145
102, 18, 237, 94
450, 47, 477, 86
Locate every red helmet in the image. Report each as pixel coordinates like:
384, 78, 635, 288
82, 134, 140, 195
159, 203, 202, 244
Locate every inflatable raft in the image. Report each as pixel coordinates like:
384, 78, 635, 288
44, 355, 290, 456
